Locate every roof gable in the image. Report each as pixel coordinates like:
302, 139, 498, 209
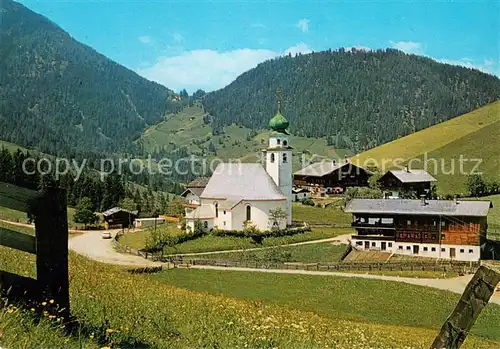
294, 161, 370, 177
382, 169, 437, 183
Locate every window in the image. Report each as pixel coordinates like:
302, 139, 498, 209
431, 247, 436, 252
246, 205, 251, 221
283, 153, 288, 163
407, 220, 411, 226
398, 246, 403, 250
203, 221, 208, 229
469, 249, 473, 254
460, 249, 464, 253
423, 247, 428, 252
441, 221, 446, 227
277, 139, 281, 145
223, 210, 226, 215
215, 202, 218, 218
270, 153, 275, 163
406, 246, 411, 250
388, 243, 392, 248
356, 241, 363, 246
283, 140, 288, 146
441, 248, 445, 252
223, 221, 226, 226
371, 242, 376, 247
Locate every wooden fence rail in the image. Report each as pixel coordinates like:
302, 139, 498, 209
0, 182, 69, 319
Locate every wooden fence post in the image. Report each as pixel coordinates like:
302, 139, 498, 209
431, 265, 500, 349
34, 187, 70, 320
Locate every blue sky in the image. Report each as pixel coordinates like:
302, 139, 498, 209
20, 0, 500, 93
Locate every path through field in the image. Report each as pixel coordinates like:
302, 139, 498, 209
67, 229, 500, 304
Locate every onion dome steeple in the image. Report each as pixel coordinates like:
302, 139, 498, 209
268, 88, 290, 134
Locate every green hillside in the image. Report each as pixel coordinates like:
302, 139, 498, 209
203, 49, 500, 152
352, 102, 500, 195
0, 0, 181, 155
138, 106, 353, 171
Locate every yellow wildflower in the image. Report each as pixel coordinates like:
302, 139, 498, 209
41, 301, 47, 306
49, 299, 55, 304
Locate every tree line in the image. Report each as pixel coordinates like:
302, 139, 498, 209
203, 48, 500, 152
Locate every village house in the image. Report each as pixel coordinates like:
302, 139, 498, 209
184, 100, 293, 232
293, 159, 372, 196
378, 167, 436, 198
292, 187, 311, 202
180, 177, 210, 207
102, 207, 137, 229
345, 197, 492, 261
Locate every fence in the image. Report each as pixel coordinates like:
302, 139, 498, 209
0, 181, 69, 319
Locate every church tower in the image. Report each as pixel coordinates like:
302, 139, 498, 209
265, 89, 293, 225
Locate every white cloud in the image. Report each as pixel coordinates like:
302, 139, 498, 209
172, 31, 183, 43
297, 19, 310, 33
138, 36, 153, 45
436, 58, 499, 76
137, 44, 312, 93
389, 40, 424, 55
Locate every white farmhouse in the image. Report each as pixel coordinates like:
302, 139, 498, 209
184, 101, 293, 232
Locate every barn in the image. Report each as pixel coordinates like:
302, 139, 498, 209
102, 207, 138, 229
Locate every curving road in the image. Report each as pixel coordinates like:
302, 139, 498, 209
66, 229, 500, 304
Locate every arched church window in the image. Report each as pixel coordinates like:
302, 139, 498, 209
283, 153, 288, 163
283, 140, 288, 146
215, 202, 218, 218
270, 153, 275, 163
277, 139, 281, 145
246, 205, 251, 221
203, 221, 208, 229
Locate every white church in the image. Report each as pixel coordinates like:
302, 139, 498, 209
182, 100, 293, 232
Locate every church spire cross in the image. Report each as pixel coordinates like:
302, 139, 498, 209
276, 88, 282, 113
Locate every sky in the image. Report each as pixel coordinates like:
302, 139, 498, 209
19, 0, 500, 93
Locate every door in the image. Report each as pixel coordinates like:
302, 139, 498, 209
364, 241, 370, 250
381, 242, 387, 251
413, 245, 419, 255
450, 248, 456, 259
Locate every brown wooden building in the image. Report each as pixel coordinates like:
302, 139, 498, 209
378, 168, 436, 198
345, 198, 492, 261
293, 160, 371, 195
102, 207, 138, 229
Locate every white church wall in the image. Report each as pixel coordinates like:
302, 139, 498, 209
232, 200, 287, 231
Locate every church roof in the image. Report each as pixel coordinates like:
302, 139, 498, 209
201, 163, 286, 201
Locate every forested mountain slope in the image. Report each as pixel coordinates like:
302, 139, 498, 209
0, 0, 180, 155
203, 49, 500, 152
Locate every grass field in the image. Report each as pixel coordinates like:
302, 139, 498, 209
292, 202, 351, 225
1, 220, 500, 348
119, 227, 351, 254
351, 101, 500, 195
137, 106, 353, 171
152, 268, 500, 343
188, 242, 349, 264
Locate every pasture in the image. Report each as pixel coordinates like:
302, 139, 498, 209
1, 220, 500, 348
352, 101, 500, 195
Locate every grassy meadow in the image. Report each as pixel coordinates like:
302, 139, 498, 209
187, 242, 349, 264
351, 101, 500, 195
292, 201, 351, 225
1, 220, 500, 348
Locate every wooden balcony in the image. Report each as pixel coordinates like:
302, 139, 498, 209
351, 235, 395, 241
352, 222, 395, 229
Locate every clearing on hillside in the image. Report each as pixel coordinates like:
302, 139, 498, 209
351, 101, 500, 195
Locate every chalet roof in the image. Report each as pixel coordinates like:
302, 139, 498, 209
294, 161, 368, 177
201, 163, 286, 201
292, 188, 310, 193
185, 205, 215, 219
187, 177, 210, 188
345, 199, 492, 217
102, 207, 138, 217
384, 169, 437, 183
180, 187, 204, 198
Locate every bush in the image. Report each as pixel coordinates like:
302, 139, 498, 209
301, 198, 315, 206
145, 221, 206, 252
